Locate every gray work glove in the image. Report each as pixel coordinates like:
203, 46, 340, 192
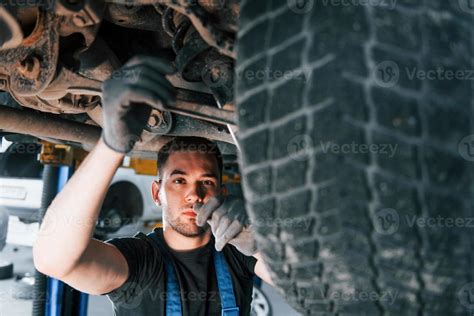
194, 196, 257, 256
227, 225, 257, 256
101, 56, 176, 153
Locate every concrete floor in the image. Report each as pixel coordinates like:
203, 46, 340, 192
0, 218, 301, 316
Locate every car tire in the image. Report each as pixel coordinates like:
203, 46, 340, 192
96, 207, 125, 234
236, 1, 472, 315
251, 286, 272, 316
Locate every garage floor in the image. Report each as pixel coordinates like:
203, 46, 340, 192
0, 218, 300, 316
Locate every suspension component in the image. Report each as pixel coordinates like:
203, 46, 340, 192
160, 6, 235, 106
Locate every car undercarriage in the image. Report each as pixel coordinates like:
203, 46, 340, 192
0, 0, 240, 156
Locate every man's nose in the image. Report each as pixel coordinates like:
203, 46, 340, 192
185, 182, 206, 204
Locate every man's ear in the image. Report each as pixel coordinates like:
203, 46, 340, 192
152, 180, 162, 206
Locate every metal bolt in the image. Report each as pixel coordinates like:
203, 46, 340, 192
148, 115, 158, 127
148, 113, 163, 127
18, 56, 41, 80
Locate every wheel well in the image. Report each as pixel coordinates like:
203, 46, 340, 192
101, 181, 144, 219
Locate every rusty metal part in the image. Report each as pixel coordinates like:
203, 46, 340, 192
172, 19, 192, 54
104, 3, 168, 34
106, 0, 239, 59
11, 93, 101, 114
171, 89, 235, 126
176, 33, 212, 82
152, 1, 235, 58
0, 106, 101, 147
56, 0, 105, 47
167, 114, 233, 143
0, 78, 7, 91
40, 79, 236, 126
198, 0, 239, 33
201, 49, 234, 106
168, 1, 235, 58
0, 8, 59, 96
86, 105, 103, 126
55, 0, 105, 26
161, 6, 176, 37
145, 109, 173, 134
9, 65, 103, 113
0, 7, 24, 50
169, 97, 235, 126
162, 6, 235, 104
9, 37, 119, 114
17, 55, 41, 80
0, 104, 171, 152
0, 103, 235, 154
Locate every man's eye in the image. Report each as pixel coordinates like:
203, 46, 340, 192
202, 180, 215, 186
173, 178, 185, 184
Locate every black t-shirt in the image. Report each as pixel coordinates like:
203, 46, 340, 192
101, 228, 257, 316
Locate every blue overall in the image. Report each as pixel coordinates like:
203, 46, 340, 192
147, 232, 240, 316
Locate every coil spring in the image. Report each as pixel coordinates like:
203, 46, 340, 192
162, 7, 192, 54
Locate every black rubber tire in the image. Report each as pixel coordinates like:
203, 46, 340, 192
96, 207, 125, 234
236, 1, 473, 315
251, 286, 272, 316
0, 260, 13, 280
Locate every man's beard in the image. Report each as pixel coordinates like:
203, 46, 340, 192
166, 209, 207, 237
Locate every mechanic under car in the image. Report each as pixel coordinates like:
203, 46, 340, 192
32, 56, 273, 316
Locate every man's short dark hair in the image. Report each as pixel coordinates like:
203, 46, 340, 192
157, 137, 223, 181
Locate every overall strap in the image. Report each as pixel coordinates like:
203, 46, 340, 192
147, 232, 182, 316
147, 231, 239, 316
213, 250, 239, 316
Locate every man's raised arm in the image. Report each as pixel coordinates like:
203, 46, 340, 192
33, 56, 176, 295
32, 138, 129, 294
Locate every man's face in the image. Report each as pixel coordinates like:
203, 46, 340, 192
152, 150, 223, 237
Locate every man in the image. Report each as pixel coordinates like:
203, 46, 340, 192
32, 56, 272, 315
